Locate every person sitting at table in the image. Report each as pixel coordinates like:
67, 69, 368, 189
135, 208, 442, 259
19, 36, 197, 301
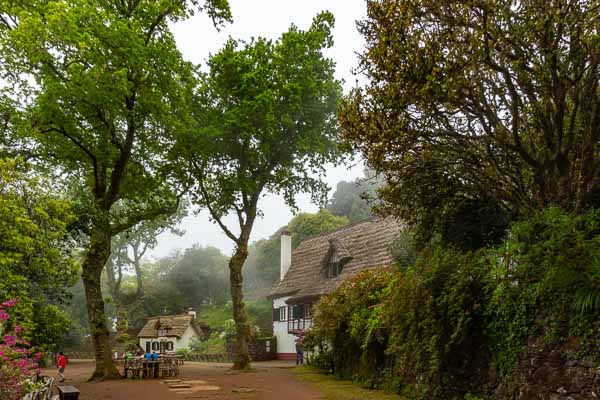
151, 351, 158, 361
144, 351, 152, 360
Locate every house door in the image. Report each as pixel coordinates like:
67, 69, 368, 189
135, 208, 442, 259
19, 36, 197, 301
145, 342, 150, 353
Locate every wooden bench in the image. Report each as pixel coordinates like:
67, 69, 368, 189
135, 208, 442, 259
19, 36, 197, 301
22, 376, 57, 400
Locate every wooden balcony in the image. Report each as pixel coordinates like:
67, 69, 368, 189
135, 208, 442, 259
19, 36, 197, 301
287, 317, 312, 334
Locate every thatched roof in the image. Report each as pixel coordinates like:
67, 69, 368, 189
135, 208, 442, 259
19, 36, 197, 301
137, 314, 205, 339
269, 217, 402, 303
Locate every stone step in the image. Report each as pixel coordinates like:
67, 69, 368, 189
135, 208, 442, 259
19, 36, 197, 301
169, 383, 192, 389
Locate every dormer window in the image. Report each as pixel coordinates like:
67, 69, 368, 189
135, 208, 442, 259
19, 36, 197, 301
327, 251, 342, 277
157, 328, 167, 337
324, 238, 352, 278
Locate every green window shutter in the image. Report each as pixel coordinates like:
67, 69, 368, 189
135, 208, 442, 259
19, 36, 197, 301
273, 307, 280, 322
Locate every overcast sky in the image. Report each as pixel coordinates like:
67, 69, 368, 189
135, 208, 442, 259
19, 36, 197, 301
149, 0, 368, 258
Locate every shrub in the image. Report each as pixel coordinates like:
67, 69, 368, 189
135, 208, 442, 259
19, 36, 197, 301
485, 208, 600, 375
311, 268, 397, 387
0, 299, 43, 400
311, 253, 488, 397
384, 247, 488, 397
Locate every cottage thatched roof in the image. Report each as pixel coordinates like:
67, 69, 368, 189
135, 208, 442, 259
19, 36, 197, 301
269, 217, 402, 302
137, 314, 204, 338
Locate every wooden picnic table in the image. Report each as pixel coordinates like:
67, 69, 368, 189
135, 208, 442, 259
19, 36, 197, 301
123, 358, 180, 379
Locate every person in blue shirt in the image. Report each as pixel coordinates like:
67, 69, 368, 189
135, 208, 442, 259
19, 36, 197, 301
144, 351, 152, 360
151, 351, 158, 361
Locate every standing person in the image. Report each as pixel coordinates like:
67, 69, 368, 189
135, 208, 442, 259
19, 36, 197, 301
57, 352, 67, 382
295, 337, 304, 366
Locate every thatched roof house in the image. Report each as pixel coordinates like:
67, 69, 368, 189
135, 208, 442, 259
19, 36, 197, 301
137, 309, 209, 353
269, 216, 402, 303
269, 217, 402, 359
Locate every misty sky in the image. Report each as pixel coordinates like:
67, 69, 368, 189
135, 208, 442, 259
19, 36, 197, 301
149, 0, 368, 258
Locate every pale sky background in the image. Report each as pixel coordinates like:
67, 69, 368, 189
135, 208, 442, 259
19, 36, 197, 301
149, 0, 368, 258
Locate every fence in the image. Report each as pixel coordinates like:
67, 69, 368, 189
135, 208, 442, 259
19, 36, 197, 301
184, 353, 232, 363
63, 352, 95, 360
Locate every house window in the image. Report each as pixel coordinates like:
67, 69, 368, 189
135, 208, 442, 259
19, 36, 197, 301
145, 342, 150, 353
157, 329, 167, 337
166, 341, 174, 351
279, 306, 288, 321
327, 251, 342, 277
304, 303, 312, 319
291, 304, 303, 319
151, 342, 159, 351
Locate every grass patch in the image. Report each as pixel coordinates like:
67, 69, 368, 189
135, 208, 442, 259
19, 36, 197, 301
292, 366, 404, 400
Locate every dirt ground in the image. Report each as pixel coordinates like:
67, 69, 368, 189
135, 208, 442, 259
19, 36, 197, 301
42, 360, 325, 400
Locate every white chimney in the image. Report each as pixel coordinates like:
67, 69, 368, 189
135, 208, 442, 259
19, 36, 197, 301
187, 307, 196, 319
280, 230, 292, 281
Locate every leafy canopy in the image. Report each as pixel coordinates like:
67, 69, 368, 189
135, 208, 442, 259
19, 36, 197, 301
0, 0, 230, 231
340, 0, 600, 233
180, 11, 344, 242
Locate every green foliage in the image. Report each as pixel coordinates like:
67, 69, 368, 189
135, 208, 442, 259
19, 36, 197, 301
326, 175, 381, 223
385, 249, 488, 397
339, 0, 600, 240
389, 229, 417, 269
485, 208, 600, 375
0, 0, 230, 376
198, 299, 273, 335
189, 332, 227, 354
177, 11, 344, 368
105, 200, 188, 318
30, 304, 72, 352
181, 11, 343, 221
0, 158, 78, 350
312, 252, 488, 397
144, 245, 230, 315
310, 269, 396, 388
311, 208, 600, 398
287, 210, 349, 248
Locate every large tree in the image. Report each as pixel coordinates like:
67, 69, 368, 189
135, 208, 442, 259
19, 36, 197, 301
0, 0, 231, 380
340, 0, 600, 230
178, 12, 343, 369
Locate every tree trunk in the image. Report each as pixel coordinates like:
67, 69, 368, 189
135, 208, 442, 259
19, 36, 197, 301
229, 241, 252, 370
81, 226, 121, 381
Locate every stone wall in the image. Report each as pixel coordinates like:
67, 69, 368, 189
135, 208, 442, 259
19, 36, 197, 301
495, 339, 599, 399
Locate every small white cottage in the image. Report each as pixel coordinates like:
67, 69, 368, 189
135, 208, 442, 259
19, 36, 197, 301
137, 309, 207, 353
268, 218, 402, 360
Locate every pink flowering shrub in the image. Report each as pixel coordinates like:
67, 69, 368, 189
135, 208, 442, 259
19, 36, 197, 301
0, 299, 42, 400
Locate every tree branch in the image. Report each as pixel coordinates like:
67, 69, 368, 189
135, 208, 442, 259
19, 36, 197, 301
110, 199, 179, 235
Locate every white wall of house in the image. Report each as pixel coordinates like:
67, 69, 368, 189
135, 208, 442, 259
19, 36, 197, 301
139, 325, 198, 353
273, 296, 296, 355
176, 325, 197, 351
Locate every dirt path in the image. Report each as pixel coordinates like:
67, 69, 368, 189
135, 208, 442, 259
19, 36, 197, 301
42, 360, 324, 400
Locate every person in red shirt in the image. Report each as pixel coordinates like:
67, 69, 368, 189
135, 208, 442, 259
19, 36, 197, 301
57, 352, 67, 382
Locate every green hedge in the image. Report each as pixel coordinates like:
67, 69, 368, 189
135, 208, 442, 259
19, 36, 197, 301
308, 208, 600, 399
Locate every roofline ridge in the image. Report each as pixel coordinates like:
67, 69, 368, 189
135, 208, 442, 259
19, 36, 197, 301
144, 313, 193, 320
295, 215, 394, 244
